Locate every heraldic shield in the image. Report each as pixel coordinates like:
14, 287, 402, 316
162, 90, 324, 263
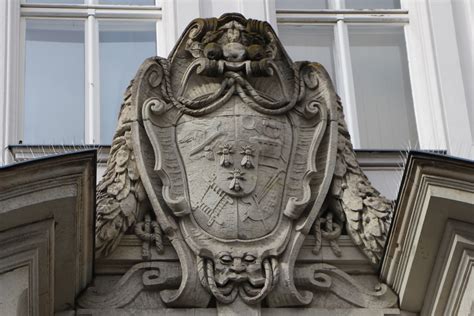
176, 102, 293, 240
133, 14, 339, 308
90, 12, 373, 312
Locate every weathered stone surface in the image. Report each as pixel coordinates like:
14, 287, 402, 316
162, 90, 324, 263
0, 150, 96, 314
381, 152, 474, 314
0, 260, 30, 315
90, 13, 395, 313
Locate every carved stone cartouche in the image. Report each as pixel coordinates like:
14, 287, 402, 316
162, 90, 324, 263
89, 13, 395, 313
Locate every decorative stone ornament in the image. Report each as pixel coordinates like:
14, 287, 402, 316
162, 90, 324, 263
91, 13, 394, 313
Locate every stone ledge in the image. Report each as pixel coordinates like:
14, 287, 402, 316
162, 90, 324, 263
95, 235, 375, 275
75, 308, 403, 316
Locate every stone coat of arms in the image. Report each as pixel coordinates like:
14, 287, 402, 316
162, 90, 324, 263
87, 13, 395, 313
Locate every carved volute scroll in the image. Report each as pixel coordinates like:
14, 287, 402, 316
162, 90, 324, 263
90, 13, 396, 314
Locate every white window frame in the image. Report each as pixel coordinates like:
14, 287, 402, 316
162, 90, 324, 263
22, 0, 164, 146
3, 0, 471, 165
402, 0, 472, 157
1, 0, 169, 164
1, 0, 22, 165
1, 0, 278, 164
274, 0, 447, 151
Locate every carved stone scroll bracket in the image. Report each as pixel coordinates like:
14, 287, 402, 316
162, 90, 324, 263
266, 232, 314, 307
77, 262, 181, 309
294, 263, 398, 308
158, 238, 212, 307
132, 121, 211, 308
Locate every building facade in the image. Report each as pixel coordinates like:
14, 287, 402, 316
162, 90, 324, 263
0, 0, 473, 315
1, 0, 473, 172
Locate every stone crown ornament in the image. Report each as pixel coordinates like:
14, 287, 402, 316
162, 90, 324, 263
91, 13, 393, 313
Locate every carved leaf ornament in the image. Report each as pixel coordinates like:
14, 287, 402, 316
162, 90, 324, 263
92, 13, 395, 310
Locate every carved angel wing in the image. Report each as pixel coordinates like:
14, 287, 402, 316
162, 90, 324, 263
328, 98, 393, 265
95, 80, 147, 258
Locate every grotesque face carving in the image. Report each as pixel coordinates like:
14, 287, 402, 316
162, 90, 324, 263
213, 251, 264, 287
184, 14, 277, 77
201, 248, 278, 305
200, 20, 268, 62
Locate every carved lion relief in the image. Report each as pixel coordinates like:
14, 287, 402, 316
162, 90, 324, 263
88, 13, 394, 312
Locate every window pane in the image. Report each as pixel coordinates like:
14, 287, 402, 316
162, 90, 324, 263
348, 26, 417, 149
276, 0, 328, 10
99, 21, 156, 143
24, 0, 84, 4
344, 0, 400, 9
278, 24, 336, 86
98, 0, 155, 5
24, 19, 85, 144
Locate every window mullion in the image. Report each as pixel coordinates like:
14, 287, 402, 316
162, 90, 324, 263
334, 20, 360, 148
85, 13, 100, 144
17, 18, 26, 147
4, 1, 22, 164
334, 0, 362, 148
330, 0, 343, 10
400, 0, 448, 151
156, 18, 164, 56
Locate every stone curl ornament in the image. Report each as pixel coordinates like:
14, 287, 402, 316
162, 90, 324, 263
92, 13, 393, 312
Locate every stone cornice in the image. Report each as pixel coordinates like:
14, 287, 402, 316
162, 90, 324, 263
0, 150, 96, 312
380, 151, 474, 313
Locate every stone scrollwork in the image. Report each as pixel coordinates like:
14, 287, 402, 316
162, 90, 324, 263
294, 264, 398, 308
77, 262, 181, 309
86, 13, 397, 313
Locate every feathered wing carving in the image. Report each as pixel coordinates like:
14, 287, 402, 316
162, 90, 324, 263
95, 80, 147, 258
328, 97, 393, 265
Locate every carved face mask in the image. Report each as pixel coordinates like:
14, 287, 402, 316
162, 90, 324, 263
213, 251, 265, 287
187, 19, 273, 67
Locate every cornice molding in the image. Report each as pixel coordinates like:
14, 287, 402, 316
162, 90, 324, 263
422, 220, 474, 315
380, 152, 474, 313
0, 219, 54, 316
0, 150, 97, 312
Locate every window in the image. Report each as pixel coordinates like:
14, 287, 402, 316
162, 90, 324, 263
276, 0, 418, 150
99, 21, 156, 143
278, 25, 335, 82
18, 0, 161, 145
2, 0, 456, 197
348, 25, 416, 149
24, 19, 85, 144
